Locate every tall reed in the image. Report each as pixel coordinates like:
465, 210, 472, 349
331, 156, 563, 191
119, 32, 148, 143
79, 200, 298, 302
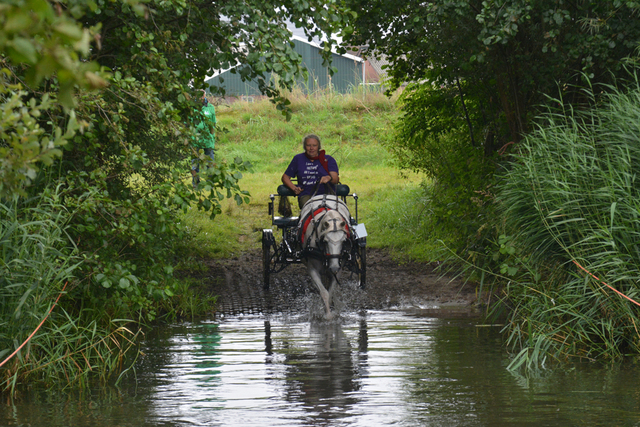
0, 186, 139, 393
497, 81, 640, 366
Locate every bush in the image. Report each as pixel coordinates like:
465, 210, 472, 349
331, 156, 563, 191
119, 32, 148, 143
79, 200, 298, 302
385, 82, 501, 263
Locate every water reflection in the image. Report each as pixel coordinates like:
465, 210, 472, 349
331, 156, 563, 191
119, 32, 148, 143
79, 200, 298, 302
263, 318, 369, 425
3, 311, 640, 426
136, 322, 227, 424
191, 323, 222, 383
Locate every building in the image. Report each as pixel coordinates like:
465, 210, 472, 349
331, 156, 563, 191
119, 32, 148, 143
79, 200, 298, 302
205, 36, 364, 101
352, 50, 390, 84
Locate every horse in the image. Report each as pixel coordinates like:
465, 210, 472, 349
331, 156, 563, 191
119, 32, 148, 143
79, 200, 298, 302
299, 195, 351, 319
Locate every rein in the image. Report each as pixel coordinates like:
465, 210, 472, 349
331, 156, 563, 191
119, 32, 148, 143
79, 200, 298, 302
310, 181, 336, 199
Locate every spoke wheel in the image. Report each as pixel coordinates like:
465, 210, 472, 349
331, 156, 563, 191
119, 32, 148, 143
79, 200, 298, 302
356, 240, 366, 290
262, 229, 274, 290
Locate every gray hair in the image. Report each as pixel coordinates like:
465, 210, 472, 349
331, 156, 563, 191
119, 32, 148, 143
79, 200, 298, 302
302, 134, 322, 150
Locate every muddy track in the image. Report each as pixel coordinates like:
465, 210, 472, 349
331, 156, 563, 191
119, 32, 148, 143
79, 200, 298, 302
186, 248, 481, 318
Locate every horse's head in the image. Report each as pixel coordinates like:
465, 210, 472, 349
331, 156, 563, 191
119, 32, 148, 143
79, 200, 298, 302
318, 209, 348, 274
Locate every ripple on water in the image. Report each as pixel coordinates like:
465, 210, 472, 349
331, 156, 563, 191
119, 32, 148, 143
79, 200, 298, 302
2, 310, 640, 426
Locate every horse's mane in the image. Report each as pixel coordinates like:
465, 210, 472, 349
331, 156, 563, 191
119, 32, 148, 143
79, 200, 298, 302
299, 195, 350, 224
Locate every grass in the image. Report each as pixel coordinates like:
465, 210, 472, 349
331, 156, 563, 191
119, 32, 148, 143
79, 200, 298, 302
183, 167, 425, 258
181, 86, 434, 260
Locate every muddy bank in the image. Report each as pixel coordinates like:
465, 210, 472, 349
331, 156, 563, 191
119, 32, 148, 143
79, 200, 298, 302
185, 247, 484, 318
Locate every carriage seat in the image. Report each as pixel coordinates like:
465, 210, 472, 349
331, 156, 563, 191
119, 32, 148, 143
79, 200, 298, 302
336, 184, 350, 196
276, 184, 351, 197
277, 185, 296, 197
272, 216, 299, 227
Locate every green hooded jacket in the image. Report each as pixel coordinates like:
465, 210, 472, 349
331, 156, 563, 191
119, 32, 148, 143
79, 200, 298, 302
193, 103, 216, 149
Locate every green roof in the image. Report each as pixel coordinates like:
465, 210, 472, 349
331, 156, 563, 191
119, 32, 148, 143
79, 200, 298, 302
205, 38, 363, 97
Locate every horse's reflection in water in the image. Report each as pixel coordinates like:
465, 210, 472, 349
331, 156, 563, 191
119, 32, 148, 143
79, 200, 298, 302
264, 318, 369, 424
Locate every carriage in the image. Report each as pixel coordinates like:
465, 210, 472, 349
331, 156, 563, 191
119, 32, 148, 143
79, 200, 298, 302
262, 184, 367, 291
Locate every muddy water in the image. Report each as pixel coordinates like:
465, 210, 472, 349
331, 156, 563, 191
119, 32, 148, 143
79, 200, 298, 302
3, 309, 640, 426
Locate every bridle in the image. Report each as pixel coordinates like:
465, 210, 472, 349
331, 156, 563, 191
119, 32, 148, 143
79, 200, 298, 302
317, 214, 348, 259
299, 195, 351, 265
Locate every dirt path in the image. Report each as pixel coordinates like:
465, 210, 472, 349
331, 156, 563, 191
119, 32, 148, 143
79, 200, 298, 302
188, 248, 483, 318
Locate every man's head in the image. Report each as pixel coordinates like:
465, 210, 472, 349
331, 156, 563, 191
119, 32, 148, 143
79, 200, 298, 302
302, 134, 321, 151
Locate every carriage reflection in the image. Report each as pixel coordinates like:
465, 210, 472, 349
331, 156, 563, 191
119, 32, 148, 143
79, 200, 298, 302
264, 318, 369, 423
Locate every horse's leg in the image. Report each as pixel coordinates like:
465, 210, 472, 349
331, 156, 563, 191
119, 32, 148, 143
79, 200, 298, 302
307, 258, 333, 320
327, 272, 338, 313
325, 252, 341, 315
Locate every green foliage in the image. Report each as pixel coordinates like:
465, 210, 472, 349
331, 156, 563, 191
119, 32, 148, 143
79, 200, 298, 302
0, 0, 110, 197
345, 0, 640, 150
1, 0, 355, 392
391, 84, 498, 258
158, 279, 218, 323
346, 3, 640, 361
0, 0, 109, 101
496, 79, 640, 365
82, 0, 354, 117
0, 85, 84, 198
0, 187, 139, 392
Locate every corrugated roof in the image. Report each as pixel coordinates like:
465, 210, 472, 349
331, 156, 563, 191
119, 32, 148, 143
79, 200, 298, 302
290, 35, 363, 63
367, 55, 390, 78
205, 36, 361, 80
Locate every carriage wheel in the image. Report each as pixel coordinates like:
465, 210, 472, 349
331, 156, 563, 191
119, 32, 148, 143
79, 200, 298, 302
356, 241, 366, 290
262, 229, 274, 291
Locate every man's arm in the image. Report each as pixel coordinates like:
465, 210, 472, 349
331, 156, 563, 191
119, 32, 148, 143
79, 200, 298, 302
319, 171, 339, 185
282, 173, 302, 195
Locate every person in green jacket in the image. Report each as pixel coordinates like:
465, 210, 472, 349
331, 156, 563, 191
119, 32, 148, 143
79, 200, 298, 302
191, 91, 216, 188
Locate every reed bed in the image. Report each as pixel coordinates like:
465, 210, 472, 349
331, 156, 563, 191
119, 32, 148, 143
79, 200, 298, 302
498, 83, 640, 367
0, 187, 140, 393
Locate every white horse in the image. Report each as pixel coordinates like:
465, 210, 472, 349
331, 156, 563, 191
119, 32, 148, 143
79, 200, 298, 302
299, 196, 350, 319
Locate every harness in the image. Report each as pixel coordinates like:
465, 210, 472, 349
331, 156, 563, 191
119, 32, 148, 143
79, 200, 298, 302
298, 195, 351, 260
300, 207, 329, 243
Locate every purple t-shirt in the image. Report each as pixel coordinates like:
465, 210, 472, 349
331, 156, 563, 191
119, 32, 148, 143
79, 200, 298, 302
284, 153, 339, 197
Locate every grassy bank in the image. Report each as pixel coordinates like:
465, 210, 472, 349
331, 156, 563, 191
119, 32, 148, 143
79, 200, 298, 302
181, 87, 437, 261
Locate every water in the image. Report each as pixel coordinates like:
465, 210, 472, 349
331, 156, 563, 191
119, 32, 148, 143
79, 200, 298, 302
3, 309, 640, 426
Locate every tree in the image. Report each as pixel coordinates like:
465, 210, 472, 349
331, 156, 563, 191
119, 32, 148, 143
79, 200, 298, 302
339, 0, 640, 261
0, 0, 356, 315
0, 0, 109, 197
345, 0, 640, 153
0, 0, 356, 388
2, 0, 355, 197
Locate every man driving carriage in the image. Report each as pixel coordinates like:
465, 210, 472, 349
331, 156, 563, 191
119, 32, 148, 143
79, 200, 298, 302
265, 133, 366, 316
281, 134, 340, 209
